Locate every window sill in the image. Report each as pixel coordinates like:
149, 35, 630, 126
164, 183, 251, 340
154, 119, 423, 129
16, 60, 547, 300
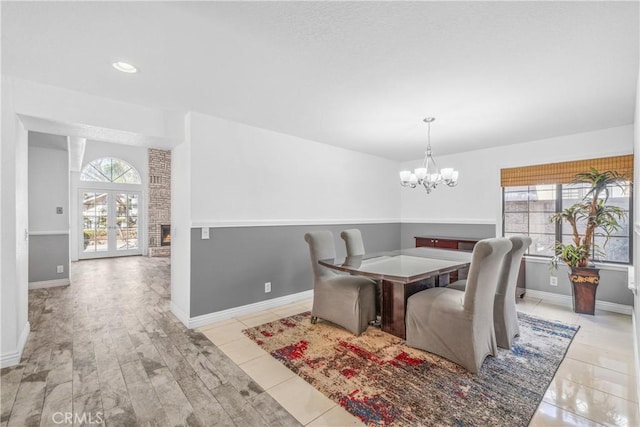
523, 255, 631, 272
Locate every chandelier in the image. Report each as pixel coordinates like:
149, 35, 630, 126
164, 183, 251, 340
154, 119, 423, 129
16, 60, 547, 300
399, 117, 459, 193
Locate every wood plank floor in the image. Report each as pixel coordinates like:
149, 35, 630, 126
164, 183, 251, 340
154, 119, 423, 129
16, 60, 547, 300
1, 256, 299, 427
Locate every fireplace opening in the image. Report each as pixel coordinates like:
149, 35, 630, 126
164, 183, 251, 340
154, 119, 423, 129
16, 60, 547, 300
161, 225, 171, 246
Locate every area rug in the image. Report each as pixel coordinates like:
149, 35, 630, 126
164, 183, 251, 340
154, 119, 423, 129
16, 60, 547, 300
243, 311, 579, 426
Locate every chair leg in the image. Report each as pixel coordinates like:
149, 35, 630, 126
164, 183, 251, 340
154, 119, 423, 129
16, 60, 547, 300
310, 316, 318, 324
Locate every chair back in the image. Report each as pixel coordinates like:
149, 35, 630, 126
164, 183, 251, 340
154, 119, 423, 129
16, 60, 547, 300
496, 236, 532, 297
463, 238, 512, 314
304, 231, 337, 280
340, 229, 365, 257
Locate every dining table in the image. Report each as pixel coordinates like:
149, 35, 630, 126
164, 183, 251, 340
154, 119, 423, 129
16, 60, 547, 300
319, 247, 472, 339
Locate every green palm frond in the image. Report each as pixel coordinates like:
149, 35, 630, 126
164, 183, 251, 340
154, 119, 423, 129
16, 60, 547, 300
573, 167, 625, 203
550, 168, 628, 269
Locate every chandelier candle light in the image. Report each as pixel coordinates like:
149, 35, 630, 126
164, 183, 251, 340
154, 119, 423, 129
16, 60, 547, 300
399, 117, 459, 193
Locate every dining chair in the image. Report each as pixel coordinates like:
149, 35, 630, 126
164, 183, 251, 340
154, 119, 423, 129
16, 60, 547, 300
340, 229, 365, 257
304, 231, 376, 335
448, 236, 531, 349
405, 237, 512, 373
341, 228, 382, 321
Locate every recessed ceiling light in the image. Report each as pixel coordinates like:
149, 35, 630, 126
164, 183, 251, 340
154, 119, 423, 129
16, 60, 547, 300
112, 61, 138, 74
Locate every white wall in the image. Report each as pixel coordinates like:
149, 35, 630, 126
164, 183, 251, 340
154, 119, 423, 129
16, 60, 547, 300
29, 145, 69, 232
170, 116, 192, 323
188, 112, 401, 225
0, 76, 3, 365
401, 125, 635, 226
1, 76, 30, 367
166, 111, 402, 324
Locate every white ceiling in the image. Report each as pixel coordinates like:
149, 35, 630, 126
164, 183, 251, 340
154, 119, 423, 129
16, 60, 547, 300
2, 1, 638, 161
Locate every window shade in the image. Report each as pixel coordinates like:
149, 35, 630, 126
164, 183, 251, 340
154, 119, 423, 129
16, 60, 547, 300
500, 155, 633, 187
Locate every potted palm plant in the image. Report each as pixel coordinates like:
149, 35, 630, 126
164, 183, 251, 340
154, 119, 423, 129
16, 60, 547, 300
550, 168, 627, 315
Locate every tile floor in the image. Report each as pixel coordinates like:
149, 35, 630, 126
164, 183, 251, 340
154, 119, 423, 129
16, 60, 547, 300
2, 256, 638, 426
202, 296, 640, 427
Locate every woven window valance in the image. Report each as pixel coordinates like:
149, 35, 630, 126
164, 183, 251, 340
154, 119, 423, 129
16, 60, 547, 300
500, 154, 633, 187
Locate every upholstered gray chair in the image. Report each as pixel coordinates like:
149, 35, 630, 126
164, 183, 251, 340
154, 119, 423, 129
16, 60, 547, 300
340, 228, 381, 320
448, 236, 531, 349
340, 229, 365, 257
304, 231, 376, 335
405, 238, 512, 373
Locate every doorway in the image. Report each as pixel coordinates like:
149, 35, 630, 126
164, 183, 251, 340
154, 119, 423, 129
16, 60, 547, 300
80, 190, 142, 258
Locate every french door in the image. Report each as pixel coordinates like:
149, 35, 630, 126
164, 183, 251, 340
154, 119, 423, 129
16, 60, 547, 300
80, 190, 141, 258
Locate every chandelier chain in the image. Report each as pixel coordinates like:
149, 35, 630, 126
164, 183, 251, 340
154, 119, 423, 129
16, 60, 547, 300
398, 117, 459, 193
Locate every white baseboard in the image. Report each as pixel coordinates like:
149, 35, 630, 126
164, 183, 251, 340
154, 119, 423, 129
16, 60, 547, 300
189, 290, 313, 329
28, 278, 70, 290
170, 301, 190, 327
1, 321, 30, 368
525, 289, 633, 315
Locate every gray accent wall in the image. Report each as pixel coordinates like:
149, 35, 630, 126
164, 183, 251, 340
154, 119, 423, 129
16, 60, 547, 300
526, 261, 632, 306
29, 234, 70, 282
191, 221, 632, 318
190, 223, 401, 317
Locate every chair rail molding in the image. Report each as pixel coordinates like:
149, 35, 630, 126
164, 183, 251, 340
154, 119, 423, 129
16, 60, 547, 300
400, 218, 497, 225
191, 218, 401, 228
29, 230, 70, 236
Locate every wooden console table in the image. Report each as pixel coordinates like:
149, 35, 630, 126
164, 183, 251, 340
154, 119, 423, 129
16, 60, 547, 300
415, 236, 526, 298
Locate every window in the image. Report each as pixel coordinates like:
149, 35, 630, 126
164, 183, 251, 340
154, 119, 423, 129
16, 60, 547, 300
503, 185, 557, 257
81, 158, 141, 184
501, 155, 633, 264
503, 182, 632, 264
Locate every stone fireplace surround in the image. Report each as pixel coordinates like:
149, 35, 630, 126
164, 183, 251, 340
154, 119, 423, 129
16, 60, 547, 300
148, 148, 171, 257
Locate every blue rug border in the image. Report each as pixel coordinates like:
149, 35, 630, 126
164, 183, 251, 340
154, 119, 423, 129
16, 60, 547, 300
517, 311, 581, 427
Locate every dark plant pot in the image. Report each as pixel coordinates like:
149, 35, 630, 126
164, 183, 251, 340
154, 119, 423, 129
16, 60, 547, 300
568, 267, 600, 315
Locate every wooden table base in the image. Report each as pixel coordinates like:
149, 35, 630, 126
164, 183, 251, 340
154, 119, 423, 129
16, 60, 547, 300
381, 273, 449, 339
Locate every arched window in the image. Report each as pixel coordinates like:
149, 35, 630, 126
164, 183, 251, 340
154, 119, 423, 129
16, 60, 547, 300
81, 158, 141, 184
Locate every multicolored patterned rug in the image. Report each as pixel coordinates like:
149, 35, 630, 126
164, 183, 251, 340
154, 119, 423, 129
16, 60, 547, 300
243, 311, 579, 426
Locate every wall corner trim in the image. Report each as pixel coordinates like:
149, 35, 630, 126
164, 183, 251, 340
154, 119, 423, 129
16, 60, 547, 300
524, 289, 633, 315
170, 302, 190, 327
0, 322, 31, 368
28, 279, 70, 290
188, 290, 313, 329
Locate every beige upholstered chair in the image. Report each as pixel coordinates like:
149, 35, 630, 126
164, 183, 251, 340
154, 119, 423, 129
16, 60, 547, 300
405, 238, 512, 373
304, 231, 376, 335
449, 236, 531, 349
